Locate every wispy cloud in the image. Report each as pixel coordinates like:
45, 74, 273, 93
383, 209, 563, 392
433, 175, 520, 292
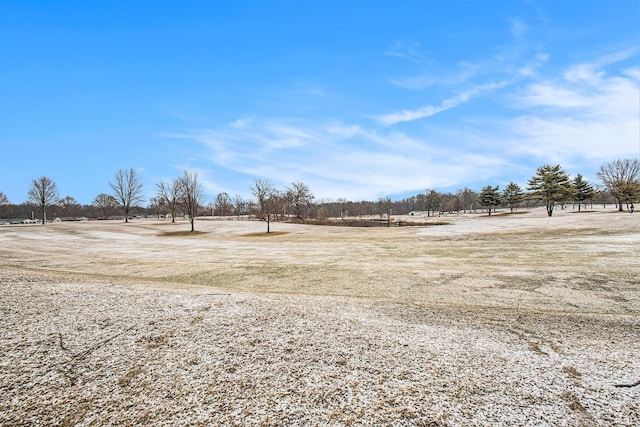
516, 53, 549, 77
383, 16, 550, 131
294, 85, 326, 97
391, 61, 481, 90
508, 17, 529, 38
624, 66, 640, 80
385, 40, 425, 64
387, 15, 548, 92
377, 81, 509, 125
230, 117, 254, 129
166, 116, 508, 200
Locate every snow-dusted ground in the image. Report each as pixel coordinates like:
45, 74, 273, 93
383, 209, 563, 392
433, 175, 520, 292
1, 207, 638, 425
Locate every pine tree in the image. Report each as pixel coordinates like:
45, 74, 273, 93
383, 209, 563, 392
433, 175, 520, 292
502, 182, 524, 213
479, 185, 501, 215
527, 164, 572, 217
572, 174, 594, 212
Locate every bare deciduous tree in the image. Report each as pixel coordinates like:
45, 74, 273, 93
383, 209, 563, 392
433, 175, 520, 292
251, 178, 276, 233
0, 191, 10, 218
92, 193, 119, 219
148, 196, 166, 218
233, 194, 246, 219
178, 169, 204, 232
27, 176, 59, 224
458, 187, 477, 213
335, 197, 348, 220
286, 181, 314, 219
59, 196, 82, 218
110, 168, 144, 222
597, 158, 640, 212
425, 189, 441, 217
446, 196, 462, 214
214, 192, 232, 216
378, 196, 392, 226
272, 190, 287, 221
156, 178, 182, 222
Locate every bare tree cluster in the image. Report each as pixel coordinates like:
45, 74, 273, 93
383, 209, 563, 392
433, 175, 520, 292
92, 193, 119, 219
59, 196, 82, 218
597, 158, 640, 212
153, 170, 205, 231
214, 192, 232, 217
286, 181, 314, 219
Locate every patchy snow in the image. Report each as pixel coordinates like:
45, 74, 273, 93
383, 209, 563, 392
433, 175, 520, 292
0, 207, 638, 425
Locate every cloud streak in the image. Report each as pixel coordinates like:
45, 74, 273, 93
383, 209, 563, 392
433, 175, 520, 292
377, 81, 509, 125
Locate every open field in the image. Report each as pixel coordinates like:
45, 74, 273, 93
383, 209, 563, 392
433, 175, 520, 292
1, 207, 639, 425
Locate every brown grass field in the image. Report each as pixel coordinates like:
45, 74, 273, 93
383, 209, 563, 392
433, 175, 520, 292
1, 207, 638, 425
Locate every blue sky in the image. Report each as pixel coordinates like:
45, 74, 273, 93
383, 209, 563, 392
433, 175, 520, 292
1, 0, 639, 205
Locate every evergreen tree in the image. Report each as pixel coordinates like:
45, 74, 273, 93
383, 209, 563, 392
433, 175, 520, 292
502, 182, 524, 213
479, 185, 501, 215
527, 164, 572, 217
572, 174, 594, 212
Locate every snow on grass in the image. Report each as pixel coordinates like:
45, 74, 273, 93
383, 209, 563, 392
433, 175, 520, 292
0, 207, 638, 425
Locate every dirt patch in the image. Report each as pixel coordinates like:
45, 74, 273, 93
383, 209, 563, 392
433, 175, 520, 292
492, 210, 530, 216
242, 231, 290, 237
160, 230, 208, 237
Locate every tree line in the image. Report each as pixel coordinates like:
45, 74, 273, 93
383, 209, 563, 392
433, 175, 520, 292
1, 158, 638, 231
